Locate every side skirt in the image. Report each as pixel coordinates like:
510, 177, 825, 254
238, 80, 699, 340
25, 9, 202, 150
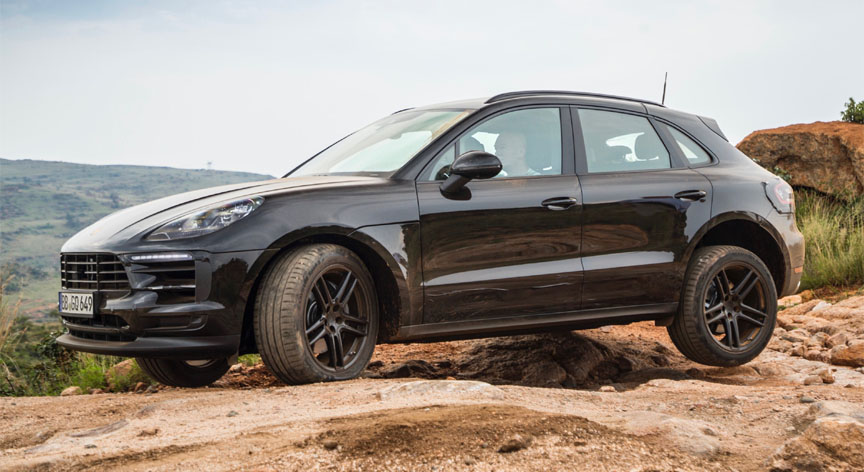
388, 303, 678, 343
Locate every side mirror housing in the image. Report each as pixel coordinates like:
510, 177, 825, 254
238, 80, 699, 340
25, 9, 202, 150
440, 151, 502, 195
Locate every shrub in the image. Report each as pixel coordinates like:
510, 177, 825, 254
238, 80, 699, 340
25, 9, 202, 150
796, 189, 864, 289
840, 97, 864, 124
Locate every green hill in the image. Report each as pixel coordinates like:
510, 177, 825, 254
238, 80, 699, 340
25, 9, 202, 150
0, 158, 273, 319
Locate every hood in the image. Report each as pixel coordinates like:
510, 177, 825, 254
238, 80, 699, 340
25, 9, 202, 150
62, 175, 380, 252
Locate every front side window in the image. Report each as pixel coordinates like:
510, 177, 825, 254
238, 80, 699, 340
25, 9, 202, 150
666, 125, 712, 166
291, 109, 470, 176
578, 109, 671, 173
424, 108, 562, 181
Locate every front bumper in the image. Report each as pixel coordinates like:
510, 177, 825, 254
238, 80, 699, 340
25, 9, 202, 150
56, 333, 240, 359
58, 249, 274, 358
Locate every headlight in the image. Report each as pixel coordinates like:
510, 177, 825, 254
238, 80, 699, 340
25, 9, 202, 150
147, 196, 264, 241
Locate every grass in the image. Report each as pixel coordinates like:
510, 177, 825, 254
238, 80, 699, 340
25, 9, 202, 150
796, 189, 864, 290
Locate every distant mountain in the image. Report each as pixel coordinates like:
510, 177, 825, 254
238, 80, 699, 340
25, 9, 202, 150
0, 158, 273, 319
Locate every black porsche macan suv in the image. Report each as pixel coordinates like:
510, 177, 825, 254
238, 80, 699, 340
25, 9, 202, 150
57, 90, 804, 387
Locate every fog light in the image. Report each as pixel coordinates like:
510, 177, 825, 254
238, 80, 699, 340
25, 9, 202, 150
128, 252, 194, 262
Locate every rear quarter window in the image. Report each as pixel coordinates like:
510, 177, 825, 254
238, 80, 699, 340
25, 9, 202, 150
666, 125, 712, 166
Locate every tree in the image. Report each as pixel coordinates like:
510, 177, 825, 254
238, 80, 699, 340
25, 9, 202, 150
841, 97, 864, 124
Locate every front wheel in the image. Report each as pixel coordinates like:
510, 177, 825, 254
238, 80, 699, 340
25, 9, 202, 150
136, 358, 230, 388
668, 245, 778, 366
254, 244, 379, 385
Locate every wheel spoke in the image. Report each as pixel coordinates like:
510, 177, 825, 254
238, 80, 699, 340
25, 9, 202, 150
741, 304, 768, 322
340, 323, 367, 337
735, 270, 760, 299
305, 318, 325, 337
308, 328, 326, 346
705, 302, 723, 315
312, 278, 333, 308
341, 313, 368, 325
334, 271, 357, 305
331, 332, 345, 367
706, 312, 726, 325
714, 270, 730, 297
737, 312, 765, 327
726, 318, 741, 348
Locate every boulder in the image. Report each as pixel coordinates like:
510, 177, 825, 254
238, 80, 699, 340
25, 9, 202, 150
737, 121, 864, 198
831, 343, 864, 367
60, 386, 82, 396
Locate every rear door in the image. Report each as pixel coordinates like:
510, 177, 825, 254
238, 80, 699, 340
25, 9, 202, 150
573, 106, 712, 309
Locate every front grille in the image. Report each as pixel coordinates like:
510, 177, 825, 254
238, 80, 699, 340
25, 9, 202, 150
61, 253, 130, 292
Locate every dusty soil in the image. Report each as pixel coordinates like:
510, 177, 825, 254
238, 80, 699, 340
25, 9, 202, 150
2, 296, 863, 471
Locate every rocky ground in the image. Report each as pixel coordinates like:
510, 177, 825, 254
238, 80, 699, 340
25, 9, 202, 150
2, 295, 863, 471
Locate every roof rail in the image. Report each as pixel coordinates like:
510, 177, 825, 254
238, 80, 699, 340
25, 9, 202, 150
485, 90, 664, 107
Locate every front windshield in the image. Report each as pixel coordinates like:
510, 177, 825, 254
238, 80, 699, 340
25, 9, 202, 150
290, 109, 470, 176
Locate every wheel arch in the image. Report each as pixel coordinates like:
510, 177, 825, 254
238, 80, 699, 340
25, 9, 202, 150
685, 212, 790, 295
237, 228, 408, 355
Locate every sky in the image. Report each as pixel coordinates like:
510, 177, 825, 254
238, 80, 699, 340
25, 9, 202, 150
1, 0, 862, 177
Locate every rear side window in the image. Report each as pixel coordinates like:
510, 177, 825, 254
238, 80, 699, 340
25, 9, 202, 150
577, 109, 671, 173
666, 125, 712, 166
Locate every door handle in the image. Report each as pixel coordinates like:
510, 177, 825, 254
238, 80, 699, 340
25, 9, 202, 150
674, 190, 707, 201
541, 196, 579, 211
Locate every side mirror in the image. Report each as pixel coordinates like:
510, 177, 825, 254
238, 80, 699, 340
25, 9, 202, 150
440, 151, 502, 195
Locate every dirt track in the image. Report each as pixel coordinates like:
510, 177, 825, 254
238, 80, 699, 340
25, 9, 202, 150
2, 298, 864, 471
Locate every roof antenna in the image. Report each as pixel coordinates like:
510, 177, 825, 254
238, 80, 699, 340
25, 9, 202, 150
661, 72, 668, 105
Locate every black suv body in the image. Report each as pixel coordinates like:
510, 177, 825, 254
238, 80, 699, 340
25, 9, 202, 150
57, 91, 804, 387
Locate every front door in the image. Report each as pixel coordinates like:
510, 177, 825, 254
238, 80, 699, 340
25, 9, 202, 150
416, 107, 583, 323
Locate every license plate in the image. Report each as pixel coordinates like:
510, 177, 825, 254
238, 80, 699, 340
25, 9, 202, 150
59, 291, 95, 317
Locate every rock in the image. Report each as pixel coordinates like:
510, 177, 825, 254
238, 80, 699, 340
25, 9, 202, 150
137, 428, 159, 437
227, 410, 239, 417
133, 382, 147, 393
806, 400, 864, 423
790, 345, 806, 357
380, 359, 439, 379
771, 417, 864, 470
105, 359, 135, 389
615, 411, 721, 456
322, 439, 338, 450
88, 388, 104, 395
736, 121, 864, 198
800, 396, 816, 403
812, 301, 832, 312
826, 332, 849, 348
751, 362, 795, 377
817, 368, 835, 384
782, 329, 811, 343
498, 434, 532, 453
804, 350, 823, 361
831, 344, 864, 367
377, 380, 504, 401
229, 363, 244, 373
599, 385, 616, 392
60, 386, 82, 396
803, 375, 823, 385
778, 294, 802, 306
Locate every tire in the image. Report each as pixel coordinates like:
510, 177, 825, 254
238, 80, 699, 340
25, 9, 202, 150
136, 357, 230, 388
668, 245, 778, 366
254, 244, 379, 385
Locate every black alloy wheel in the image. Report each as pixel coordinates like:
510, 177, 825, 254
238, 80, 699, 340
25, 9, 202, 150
702, 262, 771, 351
304, 266, 371, 371
668, 245, 778, 366
254, 244, 379, 384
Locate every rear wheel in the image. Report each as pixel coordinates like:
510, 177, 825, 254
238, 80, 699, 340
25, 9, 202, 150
136, 357, 230, 388
254, 244, 379, 385
668, 245, 777, 366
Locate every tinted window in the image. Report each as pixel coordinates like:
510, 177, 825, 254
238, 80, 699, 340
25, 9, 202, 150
424, 108, 562, 180
578, 109, 671, 173
667, 125, 712, 165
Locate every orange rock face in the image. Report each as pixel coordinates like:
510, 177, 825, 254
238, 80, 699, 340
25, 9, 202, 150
736, 121, 864, 198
